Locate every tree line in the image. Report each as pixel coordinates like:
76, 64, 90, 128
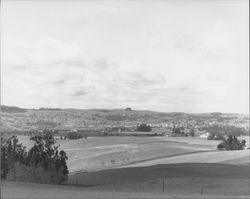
201, 124, 249, 140
1, 130, 68, 184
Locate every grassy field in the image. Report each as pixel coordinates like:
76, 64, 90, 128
118, 150, 249, 168
56, 136, 221, 172
2, 163, 250, 199
7, 135, 248, 199
62, 136, 249, 198
16, 135, 249, 173
58, 136, 249, 172
2, 181, 249, 199
68, 163, 250, 194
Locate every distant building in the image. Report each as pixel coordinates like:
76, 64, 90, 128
125, 107, 132, 111
200, 132, 210, 138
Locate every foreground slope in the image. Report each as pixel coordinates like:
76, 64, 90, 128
2, 163, 250, 199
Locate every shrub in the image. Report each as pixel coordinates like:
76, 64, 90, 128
217, 143, 224, 150
67, 132, 83, 140
137, 123, 152, 132
217, 135, 246, 150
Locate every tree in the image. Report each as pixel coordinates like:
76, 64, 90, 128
171, 126, 185, 137
67, 132, 83, 140
190, 129, 195, 137
25, 131, 69, 183
1, 136, 26, 179
1, 131, 69, 184
217, 135, 246, 150
202, 124, 248, 140
137, 123, 152, 132
217, 143, 224, 150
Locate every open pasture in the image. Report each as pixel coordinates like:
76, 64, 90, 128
67, 163, 250, 197
6, 135, 250, 199
57, 136, 221, 173
3, 177, 250, 199
118, 150, 249, 168
16, 135, 249, 173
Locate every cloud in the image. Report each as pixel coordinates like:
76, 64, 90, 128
3, 35, 243, 113
173, 33, 200, 51
3, 34, 248, 113
93, 57, 111, 70
3, 37, 169, 110
73, 90, 88, 97
2, 1, 248, 113
54, 79, 66, 85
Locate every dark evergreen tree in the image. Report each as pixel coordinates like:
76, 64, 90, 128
137, 123, 152, 132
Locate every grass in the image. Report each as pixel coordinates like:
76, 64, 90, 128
118, 150, 249, 168
3, 136, 250, 199
67, 163, 250, 197
17, 136, 249, 173
2, 163, 250, 199
56, 136, 221, 172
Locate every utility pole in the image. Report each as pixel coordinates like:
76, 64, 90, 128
162, 177, 165, 192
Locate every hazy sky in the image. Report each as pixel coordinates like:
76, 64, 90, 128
1, 0, 249, 113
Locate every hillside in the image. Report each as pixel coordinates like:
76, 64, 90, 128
2, 163, 250, 199
1, 105, 27, 113
0, 105, 249, 132
16, 135, 249, 173
2, 132, 250, 199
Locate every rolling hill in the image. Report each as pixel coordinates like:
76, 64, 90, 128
1, 105, 249, 132
2, 163, 250, 199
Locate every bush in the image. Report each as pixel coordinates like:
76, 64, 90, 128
217, 135, 246, 150
217, 143, 224, 150
137, 123, 152, 132
67, 132, 83, 140
1, 131, 69, 184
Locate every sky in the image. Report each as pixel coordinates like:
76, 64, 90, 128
1, 0, 249, 113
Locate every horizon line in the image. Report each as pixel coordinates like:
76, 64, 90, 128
1, 104, 249, 115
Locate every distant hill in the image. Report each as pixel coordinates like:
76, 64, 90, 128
1, 105, 27, 113
0, 105, 249, 132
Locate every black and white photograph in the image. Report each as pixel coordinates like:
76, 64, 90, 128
1, 0, 249, 198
